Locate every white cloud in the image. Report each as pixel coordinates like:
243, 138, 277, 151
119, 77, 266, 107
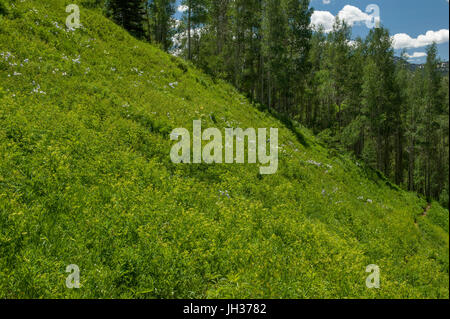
311, 10, 335, 32
392, 29, 449, 49
403, 52, 427, 59
177, 5, 188, 13
323, 0, 331, 4
337, 5, 372, 27
311, 5, 375, 32
347, 40, 358, 47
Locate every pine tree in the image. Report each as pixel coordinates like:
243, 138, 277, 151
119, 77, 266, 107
362, 27, 399, 177
106, 0, 146, 38
147, 0, 176, 51
180, 0, 208, 60
422, 43, 444, 200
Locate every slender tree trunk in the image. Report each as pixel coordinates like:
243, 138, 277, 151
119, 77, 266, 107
408, 137, 415, 191
188, 2, 192, 60
145, 3, 152, 43
395, 127, 404, 185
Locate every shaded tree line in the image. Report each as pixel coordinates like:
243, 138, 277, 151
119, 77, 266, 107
104, 0, 176, 51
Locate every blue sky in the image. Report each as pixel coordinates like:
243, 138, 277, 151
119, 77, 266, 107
309, 0, 449, 63
175, 0, 449, 63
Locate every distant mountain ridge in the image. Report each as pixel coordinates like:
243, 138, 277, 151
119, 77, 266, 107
394, 56, 449, 74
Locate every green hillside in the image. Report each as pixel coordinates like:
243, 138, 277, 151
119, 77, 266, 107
0, 0, 448, 298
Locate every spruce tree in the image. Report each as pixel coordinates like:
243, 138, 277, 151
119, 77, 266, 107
107, 0, 146, 38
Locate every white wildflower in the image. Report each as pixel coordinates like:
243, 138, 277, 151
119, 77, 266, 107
72, 56, 81, 64
307, 160, 322, 167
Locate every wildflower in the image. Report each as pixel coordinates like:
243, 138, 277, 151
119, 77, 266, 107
1, 52, 12, 61
31, 82, 44, 94
307, 160, 322, 167
219, 190, 230, 198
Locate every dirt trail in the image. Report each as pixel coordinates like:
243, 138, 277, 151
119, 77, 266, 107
414, 204, 432, 226
422, 204, 432, 217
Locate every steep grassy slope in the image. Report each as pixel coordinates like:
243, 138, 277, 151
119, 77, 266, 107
0, 0, 448, 298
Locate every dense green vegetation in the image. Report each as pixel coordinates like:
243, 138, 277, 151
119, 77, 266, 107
103, 0, 449, 206
0, 0, 448, 298
173, 1, 450, 207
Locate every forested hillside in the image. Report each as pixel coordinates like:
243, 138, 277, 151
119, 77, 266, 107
0, 0, 448, 299
102, 0, 449, 207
